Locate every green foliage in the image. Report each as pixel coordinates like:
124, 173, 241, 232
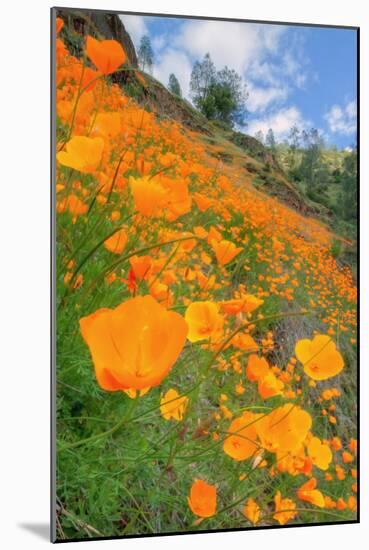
59, 24, 84, 57
190, 53, 248, 127
138, 35, 154, 73
254, 130, 264, 145
265, 128, 276, 151
341, 150, 357, 222
330, 238, 343, 259
299, 128, 326, 189
168, 73, 182, 97
54, 17, 357, 540
274, 127, 357, 242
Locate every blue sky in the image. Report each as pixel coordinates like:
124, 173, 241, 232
120, 14, 357, 149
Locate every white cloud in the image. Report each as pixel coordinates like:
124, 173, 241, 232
174, 20, 285, 74
283, 52, 300, 76
282, 52, 308, 90
152, 35, 167, 52
248, 106, 309, 141
324, 100, 357, 135
295, 73, 307, 88
248, 61, 280, 86
167, 20, 296, 109
152, 20, 284, 102
153, 49, 193, 98
247, 84, 289, 113
119, 16, 314, 125
119, 15, 148, 46
346, 100, 357, 118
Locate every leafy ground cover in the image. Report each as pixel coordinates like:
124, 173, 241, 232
54, 19, 358, 540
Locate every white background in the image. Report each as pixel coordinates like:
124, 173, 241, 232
1, 0, 366, 548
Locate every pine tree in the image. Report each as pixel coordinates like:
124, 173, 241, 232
254, 130, 264, 144
189, 53, 248, 127
168, 73, 182, 96
190, 53, 216, 109
299, 128, 325, 190
341, 148, 357, 221
138, 35, 154, 73
266, 128, 276, 151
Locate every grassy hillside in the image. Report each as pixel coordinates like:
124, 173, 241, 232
276, 144, 357, 246
54, 12, 357, 541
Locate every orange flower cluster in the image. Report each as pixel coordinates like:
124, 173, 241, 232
55, 25, 357, 533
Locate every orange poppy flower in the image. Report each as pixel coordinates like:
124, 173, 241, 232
103, 228, 128, 254
220, 295, 263, 315
123, 387, 150, 399
276, 446, 312, 477
193, 226, 208, 239
129, 176, 166, 217
56, 194, 88, 222
57, 136, 104, 173
188, 480, 217, 518
231, 332, 258, 352
64, 272, 83, 290
79, 295, 188, 391
81, 66, 101, 92
342, 451, 354, 463
257, 371, 284, 399
223, 411, 260, 461
295, 334, 344, 380
150, 281, 173, 308
324, 496, 337, 509
92, 111, 122, 138
185, 301, 224, 343
246, 355, 269, 382
111, 211, 120, 222
297, 478, 325, 508
56, 37, 68, 62
193, 192, 213, 212
256, 404, 312, 454
85, 36, 127, 74
56, 17, 64, 34
160, 388, 188, 421
347, 496, 357, 511
273, 491, 297, 525
129, 255, 152, 280
331, 436, 342, 451
161, 178, 192, 222
207, 226, 222, 244
307, 436, 332, 470
211, 239, 243, 266
243, 498, 261, 525
70, 63, 100, 92
349, 438, 357, 454
56, 93, 94, 125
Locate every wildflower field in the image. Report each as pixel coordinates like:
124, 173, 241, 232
54, 16, 358, 541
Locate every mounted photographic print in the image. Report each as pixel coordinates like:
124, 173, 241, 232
51, 6, 359, 542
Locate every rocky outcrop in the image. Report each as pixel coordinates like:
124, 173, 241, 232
57, 9, 138, 67
228, 132, 282, 171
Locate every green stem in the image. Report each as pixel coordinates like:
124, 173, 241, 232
107, 148, 129, 202
120, 484, 155, 533
66, 234, 199, 306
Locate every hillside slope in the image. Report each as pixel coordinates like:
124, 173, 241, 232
54, 10, 357, 540
57, 10, 326, 222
